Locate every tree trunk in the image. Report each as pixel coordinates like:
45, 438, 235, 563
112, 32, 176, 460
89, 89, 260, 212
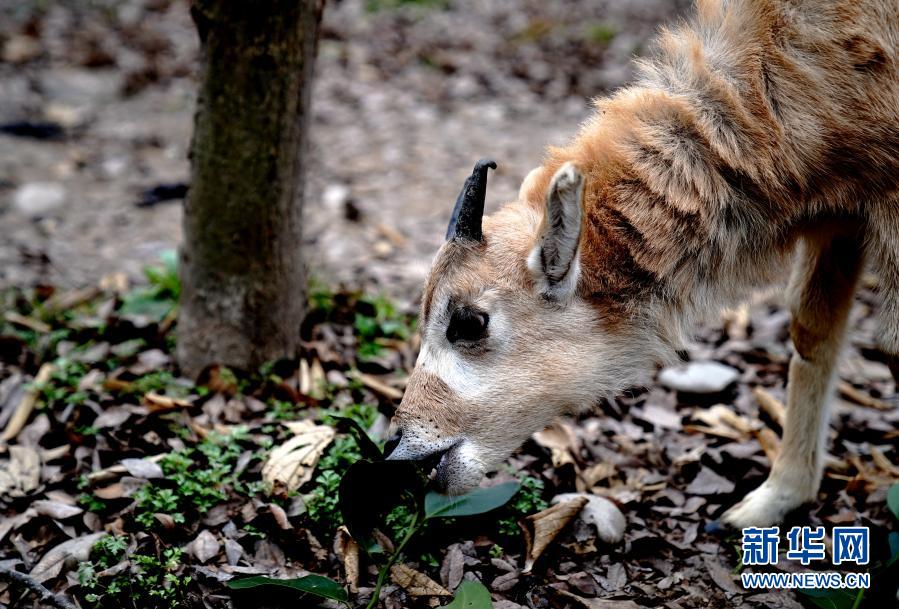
177, 0, 322, 377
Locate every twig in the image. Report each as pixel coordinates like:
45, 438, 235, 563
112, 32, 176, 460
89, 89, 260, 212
365, 512, 421, 609
3, 311, 51, 333
355, 372, 403, 401
837, 381, 893, 410
1, 363, 56, 442
753, 387, 785, 428
0, 563, 78, 609
753, 427, 779, 463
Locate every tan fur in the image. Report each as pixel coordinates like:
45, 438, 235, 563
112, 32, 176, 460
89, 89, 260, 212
393, 0, 899, 525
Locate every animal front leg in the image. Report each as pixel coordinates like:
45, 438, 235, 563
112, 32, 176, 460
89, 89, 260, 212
721, 230, 864, 528
721, 356, 837, 527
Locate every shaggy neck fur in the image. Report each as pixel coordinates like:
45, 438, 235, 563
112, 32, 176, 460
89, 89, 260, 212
515, 0, 898, 350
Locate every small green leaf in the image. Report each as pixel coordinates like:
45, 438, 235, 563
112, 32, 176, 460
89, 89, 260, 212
227, 574, 347, 602
339, 459, 425, 542
442, 581, 493, 608
425, 481, 520, 519
887, 482, 899, 520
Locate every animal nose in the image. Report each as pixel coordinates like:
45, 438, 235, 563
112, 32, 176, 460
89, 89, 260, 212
384, 428, 402, 457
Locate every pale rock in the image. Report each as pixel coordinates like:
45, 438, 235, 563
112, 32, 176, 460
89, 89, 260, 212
13, 183, 66, 216
658, 361, 740, 394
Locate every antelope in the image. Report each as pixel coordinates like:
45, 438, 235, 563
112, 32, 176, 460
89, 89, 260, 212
388, 0, 899, 528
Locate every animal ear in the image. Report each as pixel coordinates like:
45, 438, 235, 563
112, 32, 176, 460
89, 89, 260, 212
528, 162, 584, 299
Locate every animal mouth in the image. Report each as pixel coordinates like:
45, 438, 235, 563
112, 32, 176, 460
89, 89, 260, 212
432, 442, 463, 492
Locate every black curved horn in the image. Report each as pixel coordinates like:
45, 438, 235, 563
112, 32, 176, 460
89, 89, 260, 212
446, 158, 497, 242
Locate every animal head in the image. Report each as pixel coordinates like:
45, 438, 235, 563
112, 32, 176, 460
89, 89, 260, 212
388, 159, 666, 493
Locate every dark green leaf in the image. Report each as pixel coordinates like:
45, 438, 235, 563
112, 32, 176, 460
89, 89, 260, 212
887, 482, 899, 520
442, 581, 493, 608
799, 587, 858, 609
886, 531, 899, 568
227, 574, 347, 602
425, 481, 519, 519
339, 459, 425, 542
331, 416, 383, 461
119, 290, 174, 320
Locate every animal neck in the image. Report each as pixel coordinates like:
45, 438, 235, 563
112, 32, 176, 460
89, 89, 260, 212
519, 83, 798, 353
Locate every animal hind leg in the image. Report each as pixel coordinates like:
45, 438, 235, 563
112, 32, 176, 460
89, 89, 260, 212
721, 228, 864, 528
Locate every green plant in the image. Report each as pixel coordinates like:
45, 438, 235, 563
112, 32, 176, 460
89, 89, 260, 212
36, 357, 89, 408
129, 370, 182, 396
798, 483, 899, 609
306, 469, 343, 524
307, 277, 337, 314
321, 403, 380, 430
269, 399, 300, 421
365, 0, 447, 13
306, 405, 381, 525
586, 22, 617, 45
119, 250, 180, 320
78, 535, 190, 609
230, 437, 514, 609
354, 294, 415, 359
498, 473, 548, 536
130, 428, 250, 527
443, 581, 493, 608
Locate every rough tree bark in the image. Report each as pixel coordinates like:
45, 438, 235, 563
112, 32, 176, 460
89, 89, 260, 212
177, 0, 322, 377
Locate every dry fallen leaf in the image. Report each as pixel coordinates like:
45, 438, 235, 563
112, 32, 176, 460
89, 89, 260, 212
691, 404, 755, 436
440, 543, 466, 591
32, 500, 83, 520
390, 564, 451, 597
30, 532, 106, 582
0, 445, 41, 498
190, 530, 221, 563
685, 468, 735, 496
268, 503, 293, 530
553, 493, 626, 544
224, 538, 244, 566
120, 457, 164, 479
532, 419, 580, 468
262, 420, 335, 492
334, 526, 360, 592
556, 591, 641, 609
520, 495, 588, 573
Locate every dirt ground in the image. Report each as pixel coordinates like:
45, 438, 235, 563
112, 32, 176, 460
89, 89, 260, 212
1, 2, 897, 609
0, 0, 692, 302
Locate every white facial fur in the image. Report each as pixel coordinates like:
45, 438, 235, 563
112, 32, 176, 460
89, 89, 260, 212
389, 165, 666, 493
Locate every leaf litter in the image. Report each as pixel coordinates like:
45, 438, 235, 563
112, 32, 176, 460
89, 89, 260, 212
0, 274, 896, 609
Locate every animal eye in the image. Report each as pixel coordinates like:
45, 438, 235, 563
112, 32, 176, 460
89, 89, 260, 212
446, 307, 489, 344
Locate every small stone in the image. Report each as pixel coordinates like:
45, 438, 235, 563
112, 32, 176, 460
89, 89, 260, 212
12, 182, 66, 216
658, 361, 740, 394
372, 240, 393, 257
322, 183, 350, 211
326, 370, 349, 388
2, 35, 41, 64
